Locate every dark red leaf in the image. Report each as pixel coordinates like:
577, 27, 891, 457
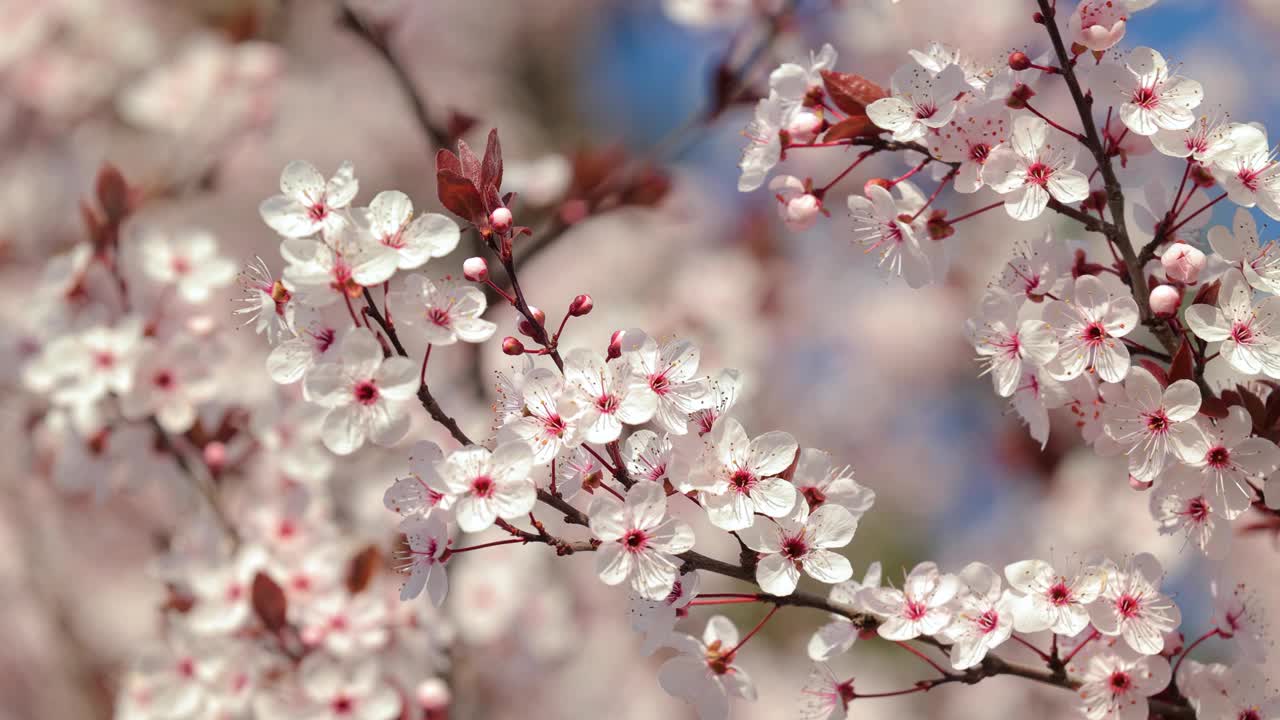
823, 115, 878, 142
820, 70, 887, 117
1236, 385, 1267, 432
1192, 279, 1221, 308
251, 572, 288, 632
96, 164, 130, 224
457, 139, 482, 185
1168, 339, 1194, 384
346, 546, 381, 594
481, 128, 503, 193
435, 148, 461, 176
1136, 359, 1169, 387
436, 169, 485, 223
1199, 393, 1231, 419
482, 183, 503, 215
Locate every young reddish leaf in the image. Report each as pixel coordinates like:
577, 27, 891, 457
251, 572, 288, 632
823, 115, 878, 142
1191, 279, 1221, 308
1236, 384, 1268, 433
1199, 393, 1230, 419
96, 164, 130, 224
346, 545, 382, 594
437, 169, 485, 223
435, 148, 461, 176
481, 128, 503, 193
1168, 339, 1194, 384
457, 139, 482, 185
820, 70, 887, 117
482, 183, 503, 215
1136, 359, 1169, 388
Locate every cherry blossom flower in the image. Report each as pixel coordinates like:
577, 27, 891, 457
770, 44, 837, 103
185, 545, 269, 635
120, 336, 217, 434
908, 42, 999, 94
1091, 47, 1202, 136
1069, 0, 1132, 52
1077, 651, 1171, 720
428, 442, 536, 533
265, 307, 341, 387
866, 62, 968, 142
260, 160, 359, 239
968, 291, 1059, 397
136, 228, 236, 303
996, 229, 1073, 302
770, 175, 824, 230
301, 328, 417, 455
496, 367, 580, 464
790, 448, 875, 517
353, 190, 459, 270
235, 257, 295, 345
738, 90, 792, 192
1209, 208, 1280, 295
659, 615, 757, 720
984, 115, 1092, 221
623, 330, 713, 435
397, 513, 450, 606
624, 429, 674, 484
808, 562, 881, 662
1197, 664, 1279, 720
1149, 470, 1229, 558
562, 348, 656, 443
1210, 124, 1280, 220
298, 590, 389, 657
939, 562, 1015, 670
1043, 274, 1140, 383
1152, 116, 1255, 164
628, 571, 699, 656
1211, 579, 1271, 664
1013, 366, 1071, 448
689, 368, 743, 436
588, 481, 695, 601
125, 631, 254, 720
279, 232, 396, 307
663, 0, 750, 28
384, 273, 496, 346
383, 441, 452, 517
1089, 553, 1182, 655
863, 561, 959, 641
739, 500, 857, 596
552, 445, 605, 501
686, 417, 798, 531
47, 317, 143, 406
929, 101, 1009, 193
296, 655, 401, 720
797, 664, 853, 720
1166, 406, 1280, 519
1100, 367, 1205, 483
846, 184, 931, 288
1004, 559, 1107, 636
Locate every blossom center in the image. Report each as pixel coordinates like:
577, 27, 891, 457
596, 393, 621, 414
1116, 594, 1142, 618
801, 485, 827, 509
1026, 162, 1054, 187
976, 609, 1000, 634
1108, 671, 1133, 694
622, 529, 649, 552
728, 469, 757, 494
153, 370, 175, 390
427, 307, 452, 328
1081, 321, 1107, 345
311, 327, 336, 353
1206, 446, 1231, 468
1047, 582, 1072, 606
471, 475, 495, 498
94, 351, 116, 369
781, 536, 809, 560
915, 103, 938, 120
308, 202, 329, 223
903, 599, 929, 621
969, 143, 990, 163
649, 373, 671, 395
353, 380, 380, 405
331, 695, 354, 715
1131, 86, 1160, 110
1230, 321, 1255, 345
1144, 410, 1170, 434
1183, 496, 1210, 522
541, 414, 567, 438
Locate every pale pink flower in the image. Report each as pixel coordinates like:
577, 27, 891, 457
496, 367, 579, 464
296, 655, 401, 720
968, 290, 1059, 397
1004, 559, 1107, 636
562, 348, 656, 443
1167, 406, 1280, 519
1209, 207, 1280, 296
808, 562, 881, 662
1091, 47, 1202, 136
659, 616, 757, 720
1100, 367, 1205, 483
302, 328, 417, 455
863, 561, 959, 641
397, 513, 450, 606
1186, 268, 1280, 377
623, 330, 713, 435
260, 160, 359, 239
1043, 274, 1140, 383
628, 571, 699, 656
739, 500, 857, 596
589, 482, 695, 601
687, 417, 798, 531
790, 448, 875, 517
137, 228, 236, 303
984, 115, 1091, 221
797, 664, 853, 720
866, 62, 968, 142
928, 101, 1009, 193
428, 442, 536, 533
354, 190, 459, 270
939, 562, 1016, 670
384, 273, 495, 346
1077, 651, 1171, 720
1089, 554, 1182, 655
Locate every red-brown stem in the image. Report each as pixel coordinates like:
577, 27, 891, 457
419, 344, 433, 387
1171, 628, 1220, 679
909, 168, 958, 222
442, 538, 526, 560
1167, 192, 1227, 236
1062, 629, 1100, 666
727, 605, 780, 656
343, 293, 364, 327
818, 149, 877, 194
947, 201, 1004, 225
1169, 160, 1193, 220
891, 157, 932, 186
1023, 101, 1085, 142
894, 641, 952, 678
1010, 634, 1051, 663
690, 597, 766, 606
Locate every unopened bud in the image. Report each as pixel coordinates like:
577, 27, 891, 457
417, 678, 451, 711
926, 209, 954, 241
1008, 51, 1032, 71
779, 193, 822, 230
1129, 475, 1154, 491
463, 256, 489, 282
1149, 284, 1182, 319
203, 441, 227, 474
1161, 243, 1206, 284
1007, 83, 1036, 109
489, 207, 513, 233
502, 336, 525, 355
864, 178, 893, 195
1190, 164, 1215, 189
569, 294, 594, 317
785, 109, 824, 145
607, 330, 624, 361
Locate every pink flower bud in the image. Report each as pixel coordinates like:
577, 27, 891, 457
463, 256, 489, 282
607, 330, 624, 361
529, 306, 546, 326
417, 678, 451, 711
517, 306, 546, 338
779, 193, 822, 230
489, 207, 513, 233
502, 337, 525, 355
785, 109, 823, 144
569, 294, 593, 317
1161, 243, 1205, 284
203, 441, 227, 474
1008, 51, 1032, 71
1149, 284, 1182, 319
1129, 475, 1154, 491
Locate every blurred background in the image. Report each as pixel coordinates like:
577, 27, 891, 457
2, 0, 1279, 718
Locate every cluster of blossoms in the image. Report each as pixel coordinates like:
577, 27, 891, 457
13, 1, 1280, 719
